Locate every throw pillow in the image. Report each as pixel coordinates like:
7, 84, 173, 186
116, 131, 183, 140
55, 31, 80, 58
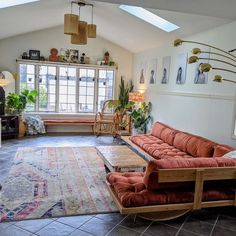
223, 150, 236, 158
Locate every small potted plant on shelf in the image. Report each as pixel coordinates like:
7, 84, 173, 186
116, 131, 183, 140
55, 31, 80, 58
130, 101, 152, 134
5, 89, 38, 137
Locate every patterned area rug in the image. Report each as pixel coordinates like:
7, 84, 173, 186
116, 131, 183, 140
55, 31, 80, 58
0, 147, 117, 222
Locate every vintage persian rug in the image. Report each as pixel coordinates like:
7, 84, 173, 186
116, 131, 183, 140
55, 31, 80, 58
0, 147, 117, 222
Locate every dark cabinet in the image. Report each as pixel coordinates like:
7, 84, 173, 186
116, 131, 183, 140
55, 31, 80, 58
0, 115, 19, 139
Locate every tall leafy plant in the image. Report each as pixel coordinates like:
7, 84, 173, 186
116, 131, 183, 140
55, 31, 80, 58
6, 89, 38, 114
109, 76, 134, 113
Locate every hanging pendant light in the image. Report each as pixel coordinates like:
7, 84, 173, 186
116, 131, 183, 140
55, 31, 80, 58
71, 21, 88, 45
88, 5, 97, 38
64, 14, 79, 35
64, 2, 79, 35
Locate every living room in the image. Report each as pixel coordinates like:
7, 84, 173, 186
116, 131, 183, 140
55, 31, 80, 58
0, 0, 236, 236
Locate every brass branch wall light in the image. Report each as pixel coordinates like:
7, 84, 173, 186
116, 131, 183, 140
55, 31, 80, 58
64, 0, 97, 45
174, 39, 236, 84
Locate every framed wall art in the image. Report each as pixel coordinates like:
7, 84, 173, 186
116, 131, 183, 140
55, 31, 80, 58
29, 50, 40, 60
176, 53, 187, 84
149, 59, 157, 85
161, 56, 171, 84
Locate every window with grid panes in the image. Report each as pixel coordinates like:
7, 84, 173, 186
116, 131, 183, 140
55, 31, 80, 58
38, 65, 57, 112
78, 68, 95, 113
19, 64, 36, 111
18, 61, 116, 114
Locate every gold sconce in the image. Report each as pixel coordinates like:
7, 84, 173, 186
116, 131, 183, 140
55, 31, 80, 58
174, 39, 236, 84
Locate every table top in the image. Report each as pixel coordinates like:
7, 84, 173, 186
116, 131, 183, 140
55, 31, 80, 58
96, 145, 147, 168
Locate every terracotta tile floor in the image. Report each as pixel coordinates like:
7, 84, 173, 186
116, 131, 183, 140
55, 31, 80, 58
0, 134, 235, 236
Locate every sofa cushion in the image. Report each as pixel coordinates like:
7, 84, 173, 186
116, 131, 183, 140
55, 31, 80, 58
151, 122, 168, 138
173, 132, 192, 152
130, 135, 164, 149
160, 127, 178, 146
213, 145, 235, 157
141, 142, 192, 159
186, 136, 216, 157
143, 157, 236, 191
107, 173, 235, 208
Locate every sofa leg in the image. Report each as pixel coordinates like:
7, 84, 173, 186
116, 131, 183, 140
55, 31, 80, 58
137, 209, 191, 221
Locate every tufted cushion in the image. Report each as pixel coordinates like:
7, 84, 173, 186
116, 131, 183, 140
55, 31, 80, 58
160, 127, 178, 146
213, 145, 235, 157
107, 171, 235, 208
151, 122, 168, 138
130, 135, 164, 149
106, 172, 144, 185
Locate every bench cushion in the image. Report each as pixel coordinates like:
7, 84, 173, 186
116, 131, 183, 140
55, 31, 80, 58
43, 119, 95, 124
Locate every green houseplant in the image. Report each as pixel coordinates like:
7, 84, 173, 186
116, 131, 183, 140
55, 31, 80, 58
130, 101, 152, 134
5, 89, 38, 115
5, 89, 38, 137
109, 76, 134, 114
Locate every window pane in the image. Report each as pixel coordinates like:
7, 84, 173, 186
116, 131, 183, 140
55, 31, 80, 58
38, 65, 57, 112
19, 64, 37, 112
78, 68, 95, 113
59, 66, 76, 112
97, 69, 114, 108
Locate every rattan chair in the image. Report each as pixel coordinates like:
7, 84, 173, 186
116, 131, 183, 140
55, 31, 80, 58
94, 100, 116, 137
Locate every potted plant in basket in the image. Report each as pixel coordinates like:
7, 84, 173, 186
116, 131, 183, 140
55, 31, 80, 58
5, 89, 38, 137
130, 101, 152, 134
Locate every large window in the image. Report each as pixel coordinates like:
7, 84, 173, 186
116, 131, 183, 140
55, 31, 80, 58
18, 61, 116, 113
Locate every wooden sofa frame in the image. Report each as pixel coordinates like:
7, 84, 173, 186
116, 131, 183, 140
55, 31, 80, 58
107, 166, 236, 221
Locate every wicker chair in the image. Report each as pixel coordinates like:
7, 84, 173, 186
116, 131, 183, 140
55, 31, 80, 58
94, 100, 116, 137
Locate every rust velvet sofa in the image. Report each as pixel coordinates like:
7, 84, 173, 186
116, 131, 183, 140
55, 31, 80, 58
127, 121, 234, 160
106, 122, 236, 220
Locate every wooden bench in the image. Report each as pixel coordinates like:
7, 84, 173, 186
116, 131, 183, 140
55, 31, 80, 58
43, 118, 95, 132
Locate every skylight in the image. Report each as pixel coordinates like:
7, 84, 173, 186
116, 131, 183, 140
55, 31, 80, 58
0, 0, 39, 9
119, 5, 179, 33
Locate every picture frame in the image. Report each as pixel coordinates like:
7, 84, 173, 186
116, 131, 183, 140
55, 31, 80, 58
149, 59, 157, 85
69, 49, 79, 63
193, 47, 210, 84
139, 61, 146, 84
161, 56, 171, 84
29, 50, 40, 60
60, 48, 70, 62
176, 53, 188, 85
60, 48, 79, 63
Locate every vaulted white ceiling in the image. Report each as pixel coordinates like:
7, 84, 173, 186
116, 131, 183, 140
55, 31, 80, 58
0, 0, 234, 53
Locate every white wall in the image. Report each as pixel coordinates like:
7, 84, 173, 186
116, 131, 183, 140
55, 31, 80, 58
133, 21, 236, 147
0, 25, 133, 95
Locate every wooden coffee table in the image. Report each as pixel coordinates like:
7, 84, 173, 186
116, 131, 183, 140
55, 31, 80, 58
96, 145, 147, 172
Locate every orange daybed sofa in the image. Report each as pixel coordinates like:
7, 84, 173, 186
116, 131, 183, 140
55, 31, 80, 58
106, 122, 236, 220
126, 121, 234, 160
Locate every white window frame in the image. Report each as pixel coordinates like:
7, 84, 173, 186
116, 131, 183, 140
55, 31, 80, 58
17, 59, 116, 114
